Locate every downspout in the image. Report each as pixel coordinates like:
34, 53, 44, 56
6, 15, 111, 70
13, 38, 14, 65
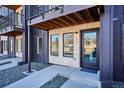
28, 6, 31, 73
28, 25, 31, 72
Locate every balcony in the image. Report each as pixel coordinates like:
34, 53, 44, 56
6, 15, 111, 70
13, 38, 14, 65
0, 6, 11, 18
0, 12, 23, 36
28, 5, 104, 30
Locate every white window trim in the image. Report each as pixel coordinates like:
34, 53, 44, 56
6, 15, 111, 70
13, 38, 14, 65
3, 40, 7, 53
10, 40, 13, 52
37, 36, 43, 54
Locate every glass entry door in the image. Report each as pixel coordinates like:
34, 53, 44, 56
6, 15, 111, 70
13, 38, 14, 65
81, 31, 98, 69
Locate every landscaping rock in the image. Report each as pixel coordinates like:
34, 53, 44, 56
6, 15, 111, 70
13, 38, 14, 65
41, 75, 68, 88
0, 62, 51, 87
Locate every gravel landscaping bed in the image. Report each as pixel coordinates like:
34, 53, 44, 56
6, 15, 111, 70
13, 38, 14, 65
102, 81, 124, 88
0, 62, 51, 88
41, 75, 68, 88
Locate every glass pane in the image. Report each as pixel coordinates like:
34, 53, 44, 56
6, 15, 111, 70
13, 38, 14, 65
83, 32, 96, 63
64, 33, 74, 57
51, 35, 59, 56
16, 39, 18, 52
39, 37, 43, 53
10, 40, 12, 52
21, 39, 22, 52
3, 40, 7, 51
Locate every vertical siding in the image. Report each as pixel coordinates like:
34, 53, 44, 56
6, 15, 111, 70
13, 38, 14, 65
30, 27, 48, 63
113, 6, 124, 81
100, 5, 124, 82
100, 6, 113, 81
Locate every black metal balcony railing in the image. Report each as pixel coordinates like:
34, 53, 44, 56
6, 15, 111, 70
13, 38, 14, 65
28, 5, 65, 20
0, 12, 23, 34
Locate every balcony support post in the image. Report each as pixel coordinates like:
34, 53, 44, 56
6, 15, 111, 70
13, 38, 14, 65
28, 25, 31, 73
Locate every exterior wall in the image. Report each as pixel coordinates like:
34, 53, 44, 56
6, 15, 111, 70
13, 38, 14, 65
112, 5, 124, 82
100, 5, 124, 82
100, 6, 113, 81
30, 27, 49, 63
49, 22, 100, 68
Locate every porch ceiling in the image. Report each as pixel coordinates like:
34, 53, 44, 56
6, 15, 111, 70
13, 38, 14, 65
0, 27, 23, 36
3, 5, 21, 10
0, 31, 23, 36
31, 5, 104, 30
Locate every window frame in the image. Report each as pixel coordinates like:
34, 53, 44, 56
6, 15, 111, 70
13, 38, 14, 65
3, 40, 7, 51
21, 38, 22, 52
51, 34, 59, 56
10, 40, 13, 52
63, 32, 74, 57
37, 36, 43, 54
16, 39, 19, 52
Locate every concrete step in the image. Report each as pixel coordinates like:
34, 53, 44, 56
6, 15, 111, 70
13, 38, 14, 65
61, 79, 97, 88
70, 70, 101, 88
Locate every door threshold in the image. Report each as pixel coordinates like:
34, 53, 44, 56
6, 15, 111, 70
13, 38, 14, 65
80, 67, 97, 74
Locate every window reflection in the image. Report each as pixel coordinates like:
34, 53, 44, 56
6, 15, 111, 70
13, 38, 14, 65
63, 33, 74, 57
37, 36, 43, 54
83, 32, 96, 63
3, 40, 7, 51
51, 35, 59, 56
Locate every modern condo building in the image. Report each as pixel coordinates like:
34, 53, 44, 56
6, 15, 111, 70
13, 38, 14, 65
0, 5, 124, 83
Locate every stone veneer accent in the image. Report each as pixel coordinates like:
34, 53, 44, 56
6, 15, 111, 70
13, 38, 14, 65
49, 22, 100, 68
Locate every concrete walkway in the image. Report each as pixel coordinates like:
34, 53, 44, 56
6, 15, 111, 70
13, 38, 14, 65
61, 70, 101, 88
6, 65, 76, 88
0, 57, 22, 71
61, 79, 97, 88
5, 65, 101, 88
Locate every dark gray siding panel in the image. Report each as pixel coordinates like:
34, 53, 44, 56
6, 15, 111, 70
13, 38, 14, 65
113, 6, 124, 81
100, 5, 124, 82
100, 6, 113, 81
30, 27, 48, 63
